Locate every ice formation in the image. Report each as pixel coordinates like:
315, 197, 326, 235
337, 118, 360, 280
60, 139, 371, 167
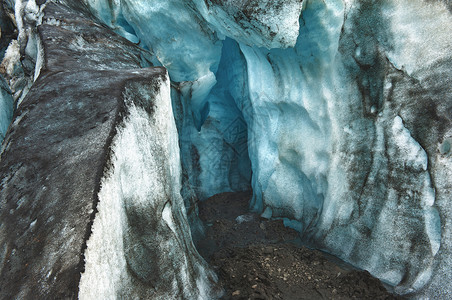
0, 0, 44, 144
0, 76, 13, 141
80, 0, 451, 297
79, 74, 218, 300
0, 2, 220, 298
0, 0, 451, 299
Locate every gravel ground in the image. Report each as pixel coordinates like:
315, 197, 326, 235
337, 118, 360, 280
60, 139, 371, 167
196, 192, 404, 300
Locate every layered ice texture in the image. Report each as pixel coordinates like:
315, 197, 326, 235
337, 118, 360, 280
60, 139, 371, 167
0, 0, 45, 144
0, 76, 13, 142
79, 75, 218, 299
82, 0, 452, 297
1, 0, 451, 298
0, 2, 220, 298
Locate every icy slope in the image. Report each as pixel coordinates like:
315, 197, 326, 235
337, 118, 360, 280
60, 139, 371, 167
79, 72, 219, 300
0, 2, 219, 298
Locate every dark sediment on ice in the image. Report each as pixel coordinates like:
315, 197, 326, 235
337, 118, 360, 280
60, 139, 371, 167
0, 3, 162, 298
197, 191, 404, 300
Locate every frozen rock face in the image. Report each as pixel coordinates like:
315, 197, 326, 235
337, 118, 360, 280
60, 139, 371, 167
0, 2, 218, 299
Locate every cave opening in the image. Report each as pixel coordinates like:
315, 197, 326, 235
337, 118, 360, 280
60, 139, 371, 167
167, 31, 399, 300
0, 1, 449, 299
166, 35, 390, 299
170, 37, 254, 218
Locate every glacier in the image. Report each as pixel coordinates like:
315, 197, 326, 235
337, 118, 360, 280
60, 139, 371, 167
0, 0, 451, 299
79, 73, 219, 300
0, 76, 13, 141
0, 2, 220, 298
80, 0, 452, 297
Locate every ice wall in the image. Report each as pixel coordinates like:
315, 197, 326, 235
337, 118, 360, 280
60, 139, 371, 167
0, 76, 13, 142
171, 37, 252, 201
324, 2, 451, 297
191, 0, 304, 49
238, 0, 451, 296
81, 0, 304, 201
0, 4, 16, 141
79, 74, 219, 299
0, 2, 221, 298
240, 0, 343, 234
8, 0, 451, 298
0, 0, 45, 144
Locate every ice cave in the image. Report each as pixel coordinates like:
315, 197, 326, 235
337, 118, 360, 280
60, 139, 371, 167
0, 0, 451, 299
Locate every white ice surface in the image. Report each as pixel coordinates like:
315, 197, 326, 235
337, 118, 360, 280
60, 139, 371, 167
79, 75, 217, 299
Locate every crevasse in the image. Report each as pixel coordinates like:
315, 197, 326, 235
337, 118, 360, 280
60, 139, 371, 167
3, 0, 450, 298
81, 0, 452, 297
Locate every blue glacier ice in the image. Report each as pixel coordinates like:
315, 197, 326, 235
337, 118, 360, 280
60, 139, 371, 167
172, 37, 252, 202
0, 0, 43, 145
1, 0, 451, 298
81, 0, 451, 297
1, 2, 223, 298
0, 75, 13, 142
190, 0, 305, 48
78, 0, 452, 297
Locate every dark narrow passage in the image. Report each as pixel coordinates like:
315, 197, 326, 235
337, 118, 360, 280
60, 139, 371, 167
168, 35, 403, 299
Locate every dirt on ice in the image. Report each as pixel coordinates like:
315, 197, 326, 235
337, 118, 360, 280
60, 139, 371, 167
196, 191, 404, 300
